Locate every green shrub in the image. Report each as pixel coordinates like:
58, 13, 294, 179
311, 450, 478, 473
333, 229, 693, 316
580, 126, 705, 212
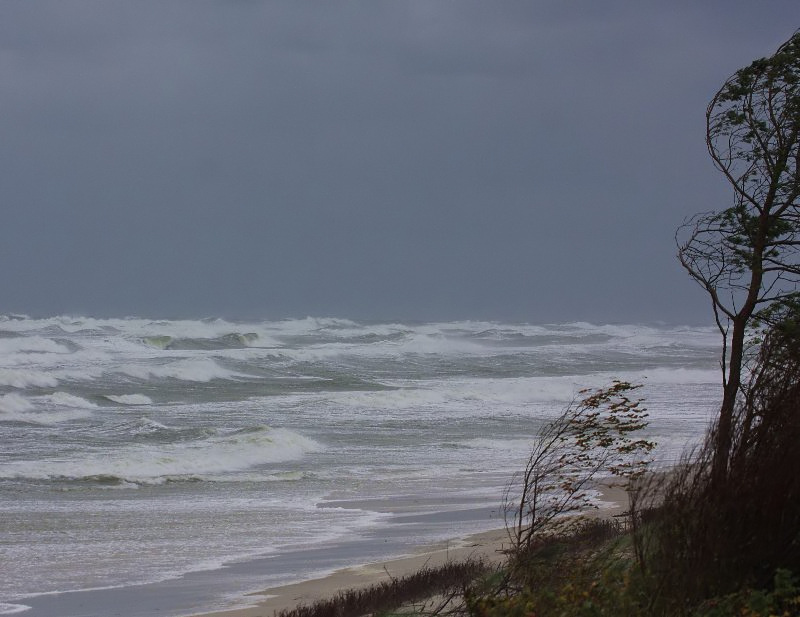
693, 569, 800, 617
468, 558, 643, 617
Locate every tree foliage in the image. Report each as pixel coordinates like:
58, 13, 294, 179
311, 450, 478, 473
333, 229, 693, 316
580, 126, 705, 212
506, 380, 654, 554
677, 30, 800, 477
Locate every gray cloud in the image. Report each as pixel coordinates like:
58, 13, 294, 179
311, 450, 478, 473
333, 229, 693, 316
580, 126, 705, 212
1, 1, 797, 322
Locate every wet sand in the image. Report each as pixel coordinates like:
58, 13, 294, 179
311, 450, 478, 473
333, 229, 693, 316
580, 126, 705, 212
190, 528, 511, 617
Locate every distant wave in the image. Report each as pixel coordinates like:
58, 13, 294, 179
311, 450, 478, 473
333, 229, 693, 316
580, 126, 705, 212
314, 375, 615, 412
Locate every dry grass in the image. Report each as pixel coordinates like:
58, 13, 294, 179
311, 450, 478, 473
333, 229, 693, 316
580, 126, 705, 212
274, 559, 491, 617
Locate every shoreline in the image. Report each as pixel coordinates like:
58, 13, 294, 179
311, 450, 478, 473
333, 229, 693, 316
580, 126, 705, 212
190, 483, 629, 617
10, 499, 505, 617
189, 528, 512, 617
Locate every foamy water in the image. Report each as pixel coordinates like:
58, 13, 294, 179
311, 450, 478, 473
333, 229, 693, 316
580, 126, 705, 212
0, 316, 721, 615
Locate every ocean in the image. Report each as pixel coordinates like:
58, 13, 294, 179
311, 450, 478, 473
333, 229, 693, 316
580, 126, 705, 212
0, 316, 721, 616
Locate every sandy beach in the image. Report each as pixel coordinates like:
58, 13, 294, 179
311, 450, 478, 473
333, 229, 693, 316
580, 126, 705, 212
191, 483, 630, 617
191, 527, 510, 617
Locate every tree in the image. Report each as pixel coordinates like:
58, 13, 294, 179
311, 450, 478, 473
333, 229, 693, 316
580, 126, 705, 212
677, 30, 800, 480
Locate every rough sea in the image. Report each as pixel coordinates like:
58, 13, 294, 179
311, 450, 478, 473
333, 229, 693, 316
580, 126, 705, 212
0, 316, 721, 616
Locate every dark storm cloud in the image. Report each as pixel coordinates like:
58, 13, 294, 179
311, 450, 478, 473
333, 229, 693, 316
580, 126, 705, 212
1, 1, 797, 322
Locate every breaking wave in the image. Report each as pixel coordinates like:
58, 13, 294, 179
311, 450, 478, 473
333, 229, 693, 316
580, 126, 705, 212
0, 426, 322, 483
0, 392, 95, 424
0, 336, 72, 355
118, 358, 251, 382
143, 332, 260, 350
0, 368, 59, 389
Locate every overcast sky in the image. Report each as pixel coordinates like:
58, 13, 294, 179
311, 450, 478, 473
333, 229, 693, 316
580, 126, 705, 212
1, 2, 797, 323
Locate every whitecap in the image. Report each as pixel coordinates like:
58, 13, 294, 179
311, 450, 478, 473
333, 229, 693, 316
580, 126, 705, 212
0, 393, 93, 424
0, 369, 59, 388
0, 603, 31, 615
0, 336, 71, 355
37, 392, 97, 408
132, 417, 170, 433
105, 394, 153, 405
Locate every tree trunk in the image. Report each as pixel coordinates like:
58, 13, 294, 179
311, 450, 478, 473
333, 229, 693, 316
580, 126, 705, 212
713, 316, 746, 482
